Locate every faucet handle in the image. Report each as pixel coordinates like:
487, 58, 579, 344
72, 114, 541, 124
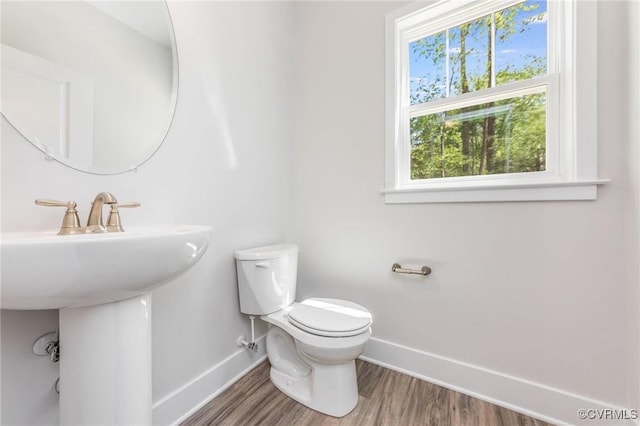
117, 202, 141, 209
35, 199, 83, 235
106, 202, 140, 232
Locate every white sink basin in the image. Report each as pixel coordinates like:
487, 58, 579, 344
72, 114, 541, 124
0, 224, 213, 309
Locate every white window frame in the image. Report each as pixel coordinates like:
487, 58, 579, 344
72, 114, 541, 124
384, 0, 607, 203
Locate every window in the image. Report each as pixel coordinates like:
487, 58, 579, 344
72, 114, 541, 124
384, 0, 606, 203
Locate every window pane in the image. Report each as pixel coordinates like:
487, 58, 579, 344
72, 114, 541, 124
409, 1, 547, 105
495, 0, 547, 85
409, 31, 446, 104
410, 92, 546, 179
409, 15, 490, 104
448, 17, 490, 96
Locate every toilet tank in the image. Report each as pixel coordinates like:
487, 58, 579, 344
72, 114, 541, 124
234, 244, 298, 315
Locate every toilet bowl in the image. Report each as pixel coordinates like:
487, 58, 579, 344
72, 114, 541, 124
235, 245, 372, 417
262, 299, 371, 417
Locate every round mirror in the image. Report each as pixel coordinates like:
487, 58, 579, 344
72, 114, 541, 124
1, 1, 178, 174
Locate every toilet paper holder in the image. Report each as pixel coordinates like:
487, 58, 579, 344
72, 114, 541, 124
392, 263, 432, 276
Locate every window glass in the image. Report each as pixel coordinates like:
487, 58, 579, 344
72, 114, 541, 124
495, 1, 548, 85
409, 0, 547, 105
409, 30, 446, 104
410, 92, 546, 179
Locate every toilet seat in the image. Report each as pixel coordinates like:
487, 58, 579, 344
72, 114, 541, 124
287, 298, 372, 337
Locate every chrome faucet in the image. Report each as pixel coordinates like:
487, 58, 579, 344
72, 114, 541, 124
86, 192, 117, 233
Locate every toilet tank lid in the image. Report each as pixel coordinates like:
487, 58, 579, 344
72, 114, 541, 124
235, 243, 298, 260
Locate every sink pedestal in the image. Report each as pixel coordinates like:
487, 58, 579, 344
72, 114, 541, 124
59, 294, 152, 425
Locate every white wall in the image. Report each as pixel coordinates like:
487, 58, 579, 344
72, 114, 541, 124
1, 1, 294, 424
0, 310, 60, 426
290, 0, 639, 423
626, 0, 640, 412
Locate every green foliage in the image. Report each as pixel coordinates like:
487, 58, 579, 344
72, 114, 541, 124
410, 1, 547, 179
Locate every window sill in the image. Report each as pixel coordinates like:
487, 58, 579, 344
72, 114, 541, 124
382, 179, 609, 204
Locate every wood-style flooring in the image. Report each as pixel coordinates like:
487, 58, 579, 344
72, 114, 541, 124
182, 360, 553, 426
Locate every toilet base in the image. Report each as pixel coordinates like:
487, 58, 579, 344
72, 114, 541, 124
261, 305, 370, 418
269, 359, 359, 418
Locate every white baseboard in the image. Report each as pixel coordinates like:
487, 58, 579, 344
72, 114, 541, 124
151, 334, 637, 426
152, 335, 267, 426
361, 337, 638, 426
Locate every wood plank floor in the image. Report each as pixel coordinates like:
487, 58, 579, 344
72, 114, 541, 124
182, 360, 554, 426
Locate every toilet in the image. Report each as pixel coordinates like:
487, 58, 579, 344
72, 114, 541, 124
235, 244, 372, 417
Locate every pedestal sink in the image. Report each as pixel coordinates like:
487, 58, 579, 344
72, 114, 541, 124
0, 224, 213, 425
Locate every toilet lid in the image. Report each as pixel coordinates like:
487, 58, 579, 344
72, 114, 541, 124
288, 298, 372, 337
